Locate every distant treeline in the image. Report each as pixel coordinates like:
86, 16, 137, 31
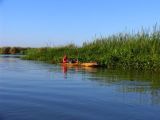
23, 25, 160, 71
0, 47, 27, 54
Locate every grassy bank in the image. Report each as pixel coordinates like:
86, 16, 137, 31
23, 25, 160, 71
0, 47, 27, 54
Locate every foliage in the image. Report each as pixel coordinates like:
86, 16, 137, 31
23, 25, 160, 71
0, 47, 27, 54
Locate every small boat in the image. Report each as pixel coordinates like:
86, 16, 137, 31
61, 62, 98, 67
81, 62, 98, 67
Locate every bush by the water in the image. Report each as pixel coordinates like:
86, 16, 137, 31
23, 25, 160, 71
0, 47, 27, 54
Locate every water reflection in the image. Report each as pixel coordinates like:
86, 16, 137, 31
1, 56, 160, 105
61, 65, 80, 79
89, 69, 160, 105
60, 66, 160, 105
1, 57, 160, 120
61, 65, 67, 74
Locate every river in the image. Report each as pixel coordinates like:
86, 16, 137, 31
0, 55, 160, 120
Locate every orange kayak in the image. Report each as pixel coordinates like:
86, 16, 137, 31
81, 62, 98, 67
61, 62, 98, 67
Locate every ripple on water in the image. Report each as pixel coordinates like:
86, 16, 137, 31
0, 57, 160, 120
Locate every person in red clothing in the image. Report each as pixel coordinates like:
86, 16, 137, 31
62, 54, 68, 63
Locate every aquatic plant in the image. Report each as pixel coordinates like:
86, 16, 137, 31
0, 47, 27, 54
23, 25, 160, 71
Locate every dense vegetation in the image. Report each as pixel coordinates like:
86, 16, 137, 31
0, 47, 27, 54
16, 26, 160, 71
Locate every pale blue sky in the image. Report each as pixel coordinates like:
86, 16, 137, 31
0, 0, 160, 47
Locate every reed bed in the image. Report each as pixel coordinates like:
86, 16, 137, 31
23, 25, 160, 71
0, 47, 27, 54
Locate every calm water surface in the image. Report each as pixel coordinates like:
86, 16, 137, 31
0, 56, 160, 120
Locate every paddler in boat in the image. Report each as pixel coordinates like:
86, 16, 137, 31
62, 54, 68, 63
62, 54, 78, 63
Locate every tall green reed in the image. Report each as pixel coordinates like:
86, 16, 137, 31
23, 25, 160, 71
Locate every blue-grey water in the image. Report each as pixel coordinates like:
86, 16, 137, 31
0, 56, 160, 120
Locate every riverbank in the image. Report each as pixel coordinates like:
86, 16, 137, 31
3, 25, 160, 71
22, 26, 160, 71
0, 47, 27, 54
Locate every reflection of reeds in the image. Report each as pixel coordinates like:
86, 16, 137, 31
23, 25, 160, 71
89, 69, 160, 90
82, 67, 97, 73
88, 69, 160, 105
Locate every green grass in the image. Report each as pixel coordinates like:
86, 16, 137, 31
23, 25, 160, 71
0, 47, 27, 54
